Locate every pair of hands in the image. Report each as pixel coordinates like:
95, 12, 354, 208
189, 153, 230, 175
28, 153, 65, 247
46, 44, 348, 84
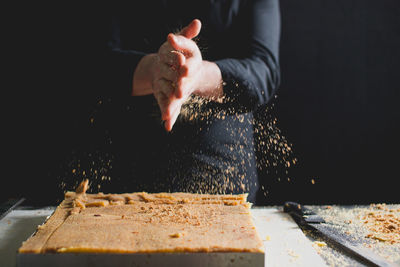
132, 19, 223, 131
153, 19, 203, 131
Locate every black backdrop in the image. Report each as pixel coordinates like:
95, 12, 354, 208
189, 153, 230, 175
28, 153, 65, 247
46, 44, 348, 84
257, 0, 400, 205
3, 1, 400, 206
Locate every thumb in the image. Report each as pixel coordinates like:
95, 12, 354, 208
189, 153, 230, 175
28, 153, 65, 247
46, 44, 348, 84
167, 34, 199, 57
178, 19, 201, 39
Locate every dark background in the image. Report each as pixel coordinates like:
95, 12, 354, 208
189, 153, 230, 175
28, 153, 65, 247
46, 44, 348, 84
257, 0, 400, 205
3, 0, 400, 206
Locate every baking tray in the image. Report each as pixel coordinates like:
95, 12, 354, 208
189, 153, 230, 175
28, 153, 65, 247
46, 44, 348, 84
17, 251, 264, 267
16, 208, 264, 267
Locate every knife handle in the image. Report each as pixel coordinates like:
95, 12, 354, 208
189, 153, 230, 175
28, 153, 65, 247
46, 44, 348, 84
283, 201, 306, 223
284, 201, 326, 224
284, 201, 302, 212
284, 201, 311, 215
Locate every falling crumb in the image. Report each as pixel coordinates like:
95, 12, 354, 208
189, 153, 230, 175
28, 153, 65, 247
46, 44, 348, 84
177, 93, 298, 197
57, 150, 114, 194
265, 235, 271, 241
57, 86, 297, 202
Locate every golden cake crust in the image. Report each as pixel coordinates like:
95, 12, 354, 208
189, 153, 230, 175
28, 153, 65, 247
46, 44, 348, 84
19, 180, 264, 254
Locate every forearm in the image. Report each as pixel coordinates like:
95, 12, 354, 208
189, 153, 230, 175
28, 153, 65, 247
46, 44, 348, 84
215, 56, 280, 109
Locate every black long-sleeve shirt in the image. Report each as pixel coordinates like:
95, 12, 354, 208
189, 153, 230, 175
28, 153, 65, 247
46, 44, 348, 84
104, 1, 280, 108
94, 0, 281, 203
44, 0, 279, 204
6, 0, 279, 205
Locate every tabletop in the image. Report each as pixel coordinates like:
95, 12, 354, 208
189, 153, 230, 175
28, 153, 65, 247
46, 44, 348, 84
1, 205, 399, 267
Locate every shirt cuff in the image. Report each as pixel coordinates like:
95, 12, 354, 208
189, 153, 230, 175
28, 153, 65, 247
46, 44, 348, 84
215, 59, 258, 110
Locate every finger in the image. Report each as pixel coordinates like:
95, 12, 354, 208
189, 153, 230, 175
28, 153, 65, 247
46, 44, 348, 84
159, 62, 179, 82
164, 98, 182, 121
175, 77, 185, 99
164, 101, 183, 132
158, 42, 180, 65
158, 41, 174, 56
155, 78, 175, 99
179, 64, 189, 77
159, 49, 186, 68
153, 90, 169, 118
175, 65, 191, 98
178, 19, 202, 40
154, 78, 181, 120
167, 34, 199, 57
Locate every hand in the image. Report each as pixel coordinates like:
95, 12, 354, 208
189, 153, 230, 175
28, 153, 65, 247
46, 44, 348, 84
133, 19, 223, 132
160, 28, 224, 130
153, 19, 202, 131
132, 53, 158, 96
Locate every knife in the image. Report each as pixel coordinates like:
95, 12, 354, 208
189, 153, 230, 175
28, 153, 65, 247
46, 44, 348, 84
0, 198, 25, 221
284, 201, 399, 267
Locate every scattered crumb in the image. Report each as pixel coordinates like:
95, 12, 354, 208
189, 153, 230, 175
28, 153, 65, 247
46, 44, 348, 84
287, 249, 300, 261
306, 204, 400, 265
361, 204, 400, 245
169, 232, 184, 238
313, 241, 327, 248
311, 241, 328, 256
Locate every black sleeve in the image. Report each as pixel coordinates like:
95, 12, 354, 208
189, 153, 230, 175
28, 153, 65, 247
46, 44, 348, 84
100, 15, 147, 97
215, 0, 281, 110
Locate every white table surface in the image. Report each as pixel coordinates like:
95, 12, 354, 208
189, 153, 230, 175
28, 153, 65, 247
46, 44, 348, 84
0, 207, 327, 267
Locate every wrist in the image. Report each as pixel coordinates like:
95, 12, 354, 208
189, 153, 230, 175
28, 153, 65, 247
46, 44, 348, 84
193, 60, 224, 100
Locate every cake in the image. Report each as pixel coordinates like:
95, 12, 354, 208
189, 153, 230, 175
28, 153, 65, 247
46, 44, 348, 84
19, 180, 264, 254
